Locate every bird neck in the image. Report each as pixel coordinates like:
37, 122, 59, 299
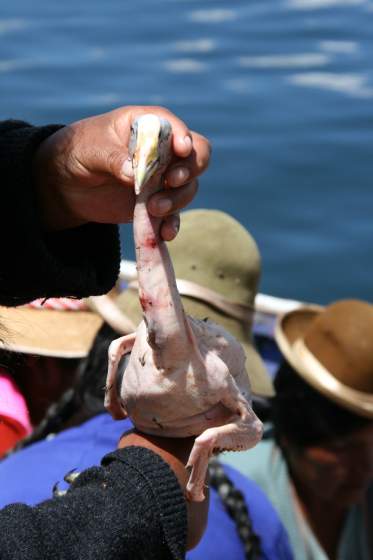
133, 178, 190, 362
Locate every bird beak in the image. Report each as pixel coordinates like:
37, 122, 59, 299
133, 132, 160, 194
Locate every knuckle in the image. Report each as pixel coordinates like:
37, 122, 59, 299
147, 105, 168, 115
107, 150, 124, 177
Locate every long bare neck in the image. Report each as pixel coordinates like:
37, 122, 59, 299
134, 176, 190, 361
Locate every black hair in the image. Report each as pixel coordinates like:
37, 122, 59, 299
271, 359, 372, 448
0, 347, 27, 376
209, 457, 262, 560
10, 323, 118, 453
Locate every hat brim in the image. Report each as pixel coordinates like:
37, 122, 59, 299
0, 306, 103, 358
115, 288, 274, 398
275, 306, 373, 419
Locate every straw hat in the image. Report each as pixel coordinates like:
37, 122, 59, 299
275, 299, 373, 418
0, 298, 103, 358
107, 209, 274, 397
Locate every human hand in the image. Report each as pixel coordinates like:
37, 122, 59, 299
118, 429, 209, 551
33, 106, 211, 240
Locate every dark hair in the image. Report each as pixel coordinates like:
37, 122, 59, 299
271, 359, 372, 448
209, 457, 262, 560
10, 323, 118, 453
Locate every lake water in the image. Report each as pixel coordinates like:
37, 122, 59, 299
1, 0, 373, 304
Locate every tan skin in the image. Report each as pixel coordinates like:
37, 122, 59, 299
30, 105, 211, 550
283, 423, 373, 559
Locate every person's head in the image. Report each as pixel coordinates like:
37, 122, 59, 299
273, 299, 373, 506
0, 297, 103, 449
8, 322, 119, 454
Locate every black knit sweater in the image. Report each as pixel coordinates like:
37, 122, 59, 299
0, 120, 187, 559
0, 119, 121, 305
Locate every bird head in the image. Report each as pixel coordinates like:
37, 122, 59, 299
129, 114, 172, 194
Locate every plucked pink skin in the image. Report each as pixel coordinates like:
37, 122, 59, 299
105, 138, 263, 503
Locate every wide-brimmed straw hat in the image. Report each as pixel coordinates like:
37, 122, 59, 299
275, 299, 373, 419
0, 298, 104, 358
103, 209, 274, 397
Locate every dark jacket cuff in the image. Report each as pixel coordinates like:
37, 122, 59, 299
103, 447, 187, 559
0, 120, 120, 305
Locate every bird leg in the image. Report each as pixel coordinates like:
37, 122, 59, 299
185, 383, 263, 501
105, 333, 136, 419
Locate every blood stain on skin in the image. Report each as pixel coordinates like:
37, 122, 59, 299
144, 237, 157, 249
140, 295, 153, 310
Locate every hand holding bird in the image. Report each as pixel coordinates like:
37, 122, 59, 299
33, 105, 211, 237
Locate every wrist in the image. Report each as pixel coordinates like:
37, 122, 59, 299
118, 429, 195, 490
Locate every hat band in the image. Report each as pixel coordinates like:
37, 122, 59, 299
88, 295, 137, 335
128, 279, 254, 323
293, 339, 373, 418
25, 298, 88, 311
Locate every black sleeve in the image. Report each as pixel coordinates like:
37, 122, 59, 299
0, 120, 121, 306
0, 447, 187, 560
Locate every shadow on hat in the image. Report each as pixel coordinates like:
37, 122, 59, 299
275, 299, 373, 418
0, 298, 104, 358
98, 209, 274, 398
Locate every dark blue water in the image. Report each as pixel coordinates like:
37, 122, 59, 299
1, 0, 373, 304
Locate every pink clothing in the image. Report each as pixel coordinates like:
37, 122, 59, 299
0, 371, 32, 437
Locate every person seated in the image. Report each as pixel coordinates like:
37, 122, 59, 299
224, 299, 373, 560
0, 209, 293, 560
0, 297, 99, 456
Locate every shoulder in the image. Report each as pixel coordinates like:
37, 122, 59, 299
0, 414, 131, 507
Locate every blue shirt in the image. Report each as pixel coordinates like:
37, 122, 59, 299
0, 413, 293, 560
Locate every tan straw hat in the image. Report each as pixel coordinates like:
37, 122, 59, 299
106, 209, 274, 397
0, 298, 103, 358
275, 299, 373, 418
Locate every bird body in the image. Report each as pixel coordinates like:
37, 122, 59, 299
105, 114, 263, 501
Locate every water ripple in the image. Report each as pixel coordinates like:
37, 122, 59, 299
163, 58, 207, 73
285, 0, 367, 9
173, 38, 216, 53
0, 58, 40, 73
288, 72, 373, 97
0, 18, 29, 34
239, 53, 331, 69
188, 9, 237, 23
223, 78, 252, 93
89, 48, 108, 61
319, 40, 359, 53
